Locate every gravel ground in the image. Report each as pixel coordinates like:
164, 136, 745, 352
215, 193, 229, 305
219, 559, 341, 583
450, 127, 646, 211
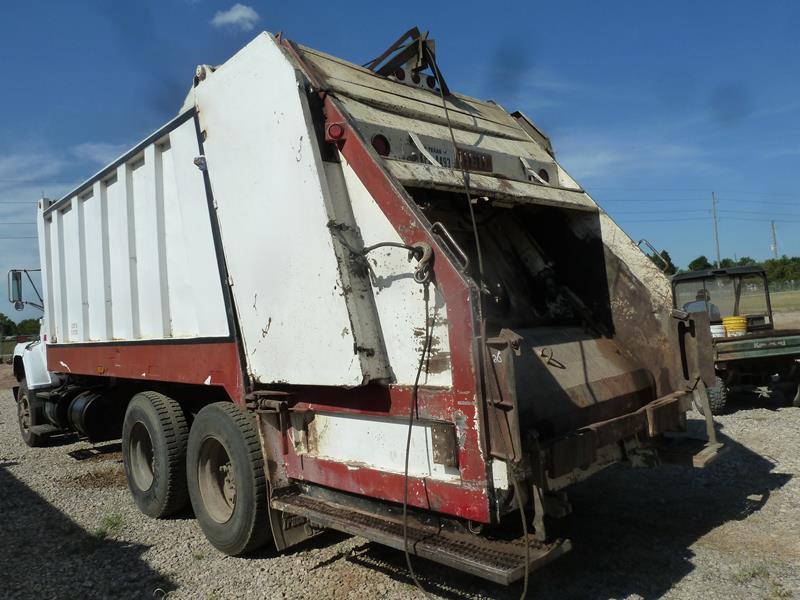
1, 380, 798, 599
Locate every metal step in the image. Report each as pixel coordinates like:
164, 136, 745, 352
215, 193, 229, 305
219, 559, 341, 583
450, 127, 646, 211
29, 424, 61, 436
271, 490, 571, 585
658, 438, 727, 468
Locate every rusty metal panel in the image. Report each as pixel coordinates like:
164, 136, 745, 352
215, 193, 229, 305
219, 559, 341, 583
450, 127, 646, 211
384, 160, 596, 212
430, 422, 458, 468
670, 309, 716, 389
483, 332, 524, 464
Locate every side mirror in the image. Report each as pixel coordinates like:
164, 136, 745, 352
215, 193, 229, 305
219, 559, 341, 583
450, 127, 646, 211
8, 270, 23, 308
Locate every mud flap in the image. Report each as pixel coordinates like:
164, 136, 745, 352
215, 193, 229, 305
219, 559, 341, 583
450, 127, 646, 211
254, 402, 320, 552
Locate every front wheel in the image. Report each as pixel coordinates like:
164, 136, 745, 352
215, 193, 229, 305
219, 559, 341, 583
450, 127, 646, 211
16, 382, 46, 447
187, 402, 270, 556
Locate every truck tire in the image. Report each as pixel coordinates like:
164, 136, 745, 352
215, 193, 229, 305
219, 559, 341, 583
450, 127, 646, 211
16, 382, 46, 447
187, 402, 270, 556
696, 376, 728, 416
122, 391, 190, 518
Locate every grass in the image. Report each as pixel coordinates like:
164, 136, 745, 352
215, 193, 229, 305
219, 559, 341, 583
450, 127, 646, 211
767, 289, 800, 312
732, 563, 769, 584
93, 512, 124, 540
768, 581, 793, 599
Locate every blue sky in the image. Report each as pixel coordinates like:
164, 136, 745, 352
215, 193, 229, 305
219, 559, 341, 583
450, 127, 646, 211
2, 1, 799, 321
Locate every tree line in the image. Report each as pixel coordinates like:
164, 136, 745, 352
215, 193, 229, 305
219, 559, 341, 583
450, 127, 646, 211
0, 314, 40, 337
652, 251, 800, 282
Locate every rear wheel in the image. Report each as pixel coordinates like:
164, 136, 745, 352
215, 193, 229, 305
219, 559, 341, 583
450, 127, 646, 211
122, 391, 189, 518
696, 376, 729, 416
187, 402, 269, 556
16, 382, 46, 447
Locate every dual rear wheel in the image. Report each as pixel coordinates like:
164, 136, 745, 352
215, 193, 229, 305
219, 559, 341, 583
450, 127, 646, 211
122, 394, 269, 555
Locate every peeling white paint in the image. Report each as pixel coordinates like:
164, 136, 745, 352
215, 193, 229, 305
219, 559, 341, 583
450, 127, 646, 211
307, 412, 461, 482
203, 375, 212, 385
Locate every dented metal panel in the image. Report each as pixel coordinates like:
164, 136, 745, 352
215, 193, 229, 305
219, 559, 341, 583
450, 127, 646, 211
384, 160, 595, 211
194, 34, 382, 387
338, 157, 453, 387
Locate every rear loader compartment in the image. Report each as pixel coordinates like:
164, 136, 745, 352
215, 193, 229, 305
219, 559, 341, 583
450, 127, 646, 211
11, 29, 720, 586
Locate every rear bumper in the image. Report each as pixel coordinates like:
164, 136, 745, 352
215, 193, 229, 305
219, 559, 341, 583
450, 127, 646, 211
544, 391, 692, 479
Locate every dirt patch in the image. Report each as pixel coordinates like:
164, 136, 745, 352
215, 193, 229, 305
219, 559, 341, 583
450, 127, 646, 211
65, 466, 128, 490
0, 364, 17, 391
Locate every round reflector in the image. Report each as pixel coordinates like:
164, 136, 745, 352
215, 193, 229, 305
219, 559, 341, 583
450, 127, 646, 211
327, 123, 345, 140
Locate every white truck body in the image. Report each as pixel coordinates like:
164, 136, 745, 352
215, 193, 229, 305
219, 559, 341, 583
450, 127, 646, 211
37, 34, 451, 389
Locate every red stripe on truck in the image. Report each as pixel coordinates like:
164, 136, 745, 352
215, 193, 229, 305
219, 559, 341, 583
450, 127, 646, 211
46, 341, 245, 403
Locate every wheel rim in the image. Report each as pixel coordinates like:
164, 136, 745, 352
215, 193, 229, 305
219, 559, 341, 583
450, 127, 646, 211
18, 392, 31, 433
197, 436, 236, 524
129, 421, 155, 491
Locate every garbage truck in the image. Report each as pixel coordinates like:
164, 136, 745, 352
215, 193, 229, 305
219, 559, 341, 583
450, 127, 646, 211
9, 29, 719, 586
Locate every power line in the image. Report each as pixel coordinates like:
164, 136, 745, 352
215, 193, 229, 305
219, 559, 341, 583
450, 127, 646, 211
719, 209, 800, 216
610, 209, 710, 214
614, 217, 712, 223
719, 217, 800, 223
599, 197, 800, 206
588, 187, 800, 198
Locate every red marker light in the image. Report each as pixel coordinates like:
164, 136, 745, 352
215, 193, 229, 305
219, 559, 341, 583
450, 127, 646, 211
394, 68, 406, 81
327, 123, 345, 140
411, 72, 421, 84
371, 134, 391, 156
538, 169, 550, 183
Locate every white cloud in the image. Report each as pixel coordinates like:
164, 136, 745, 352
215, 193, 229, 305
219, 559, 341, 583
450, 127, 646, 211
210, 4, 260, 32
0, 153, 67, 185
71, 142, 129, 165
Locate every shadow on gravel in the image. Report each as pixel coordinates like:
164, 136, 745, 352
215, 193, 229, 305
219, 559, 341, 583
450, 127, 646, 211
0, 464, 177, 600
67, 441, 122, 461
335, 420, 791, 599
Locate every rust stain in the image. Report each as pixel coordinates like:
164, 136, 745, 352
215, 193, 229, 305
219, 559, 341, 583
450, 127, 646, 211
426, 350, 451, 374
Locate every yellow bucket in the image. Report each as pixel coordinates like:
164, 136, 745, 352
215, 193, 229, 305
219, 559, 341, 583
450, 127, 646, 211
722, 316, 747, 336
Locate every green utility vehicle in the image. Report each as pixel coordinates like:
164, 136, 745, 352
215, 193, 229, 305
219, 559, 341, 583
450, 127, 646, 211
672, 266, 800, 414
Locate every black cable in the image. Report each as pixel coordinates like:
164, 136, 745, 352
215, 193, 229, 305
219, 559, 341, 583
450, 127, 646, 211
402, 281, 433, 598
427, 46, 531, 600
426, 50, 485, 282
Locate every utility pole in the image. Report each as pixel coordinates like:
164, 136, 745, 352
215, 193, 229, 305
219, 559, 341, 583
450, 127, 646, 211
771, 220, 778, 258
711, 191, 721, 268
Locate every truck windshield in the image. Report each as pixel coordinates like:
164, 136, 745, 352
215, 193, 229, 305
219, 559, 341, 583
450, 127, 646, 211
674, 273, 771, 326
